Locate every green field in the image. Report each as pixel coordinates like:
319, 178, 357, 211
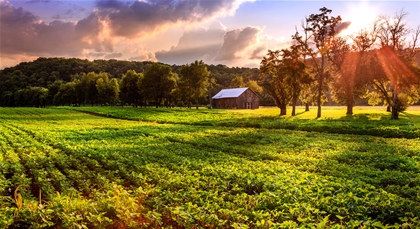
1, 107, 419, 228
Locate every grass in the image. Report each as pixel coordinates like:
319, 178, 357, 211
68, 106, 420, 138
0, 106, 419, 228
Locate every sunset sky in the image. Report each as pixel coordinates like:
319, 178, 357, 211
1, 0, 419, 69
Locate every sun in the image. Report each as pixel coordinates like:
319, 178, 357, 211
341, 2, 378, 37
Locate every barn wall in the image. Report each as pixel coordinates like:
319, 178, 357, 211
212, 89, 259, 109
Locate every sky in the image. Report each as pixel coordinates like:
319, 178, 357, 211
1, 0, 419, 69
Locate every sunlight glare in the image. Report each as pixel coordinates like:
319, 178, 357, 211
341, 3, 378, 36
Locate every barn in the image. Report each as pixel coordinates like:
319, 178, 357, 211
211, 87, 259, 109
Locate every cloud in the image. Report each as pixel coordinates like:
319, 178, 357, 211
156, 21, 226, 65
94, 0, 254, 38
104, 53, 123, 59
0, 0, 107, 58
215, 26, 261, 61
1, 0, 255, 68
336, 21, 351, 34
52, 4, 86, 20
250, 45, 266, 60
125, 45, 157, 62
156, 22, 291, 67
26, 0, 51, 3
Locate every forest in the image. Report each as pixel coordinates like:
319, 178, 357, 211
0, 58, 269, 108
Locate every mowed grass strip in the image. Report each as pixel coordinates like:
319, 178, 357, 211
0, 107, 419, 228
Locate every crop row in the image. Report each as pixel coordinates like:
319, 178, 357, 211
1, 108, 420, 228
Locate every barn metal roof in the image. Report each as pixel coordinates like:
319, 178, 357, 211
212, 88, 249, 99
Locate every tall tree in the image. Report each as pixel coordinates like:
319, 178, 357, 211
120, 70, 143, 107
293, 7, 342, 118
96, 75, 120, 106
281, 45, 312, 116
178, 60, 211, 108
79, 72, 107, 106
375, 9, 420, 119
260, 50, 291, 115
54, 81, 78, 106
327, 31, 376, 115
47, 80, 63, 106
142, 63, 178, 108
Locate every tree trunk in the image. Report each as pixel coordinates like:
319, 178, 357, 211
391, 106, 399, 120
291, 97, 297, 116
317, 78, 322, 118
386, 106, 391, 112
305, 103, 310, 111
280, 105, 287, 116
317, 66, 324, 118
391, 86, 398, 120
346, 104, 353, 115
391, 108, 399, 119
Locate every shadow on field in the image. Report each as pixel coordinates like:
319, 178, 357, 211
318, 139, 420, 203
402, 111, 420, 123
63, 119, 420, 203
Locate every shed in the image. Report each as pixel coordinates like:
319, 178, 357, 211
211, 87, 259, 109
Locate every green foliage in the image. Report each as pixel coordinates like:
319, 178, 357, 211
142, 63, 178, 108
1, 107, 419, 227
96, 75, 120, 105
230, 75, 245, 88
260, 50, 292, 115
177, 60, 211, 108
1, 58, 268, 107
120, 70, 144, 107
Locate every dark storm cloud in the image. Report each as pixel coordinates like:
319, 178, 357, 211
94, 0, 245, 38
0, 1, 106, 57
215, 27, 261, 61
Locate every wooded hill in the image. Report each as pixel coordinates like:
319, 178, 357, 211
0, 57, 271, 107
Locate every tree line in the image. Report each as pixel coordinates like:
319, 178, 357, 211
0, 59, 267, 108
260, 7, 420, 119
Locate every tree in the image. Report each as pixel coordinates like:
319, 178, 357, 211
260, 50, 291, 115
120, 70, 143, 107
79, 72, 108, 106
142, 63, 178, 108
246, 80, 263, 95
178, 60, 211, 108
54, 81, 78, 106
293, 7, 342, 118
281, 45, 312, 116
375, 9, 420, 119
47, 80, 63, 106
230, 75, 245, 88
96, 75, 120, 106
327, 34, 372, 115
